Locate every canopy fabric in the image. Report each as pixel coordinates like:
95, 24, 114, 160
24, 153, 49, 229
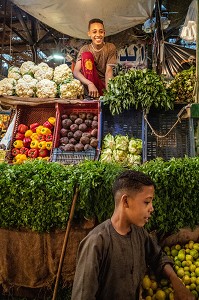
11, 0, 155, 39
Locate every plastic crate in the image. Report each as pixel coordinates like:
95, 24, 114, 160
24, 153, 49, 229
9, 103, 56, 161
144, 105, 192, 161
51, 100, 101, 164
101, 104, 143, 139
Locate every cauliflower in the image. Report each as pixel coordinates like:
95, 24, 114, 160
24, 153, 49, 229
34, 62, 54, 81
20, 61, 35, 76
60, 79, 84, 99
53, 64, 73, 84
15, 75, 38, 97
8, 66, 21, 80
36, 79, 57, 98
0, 78, 16, 96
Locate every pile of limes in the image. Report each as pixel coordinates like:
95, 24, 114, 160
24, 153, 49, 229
142, 240, 199, 299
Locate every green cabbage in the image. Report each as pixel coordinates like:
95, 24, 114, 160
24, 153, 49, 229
102, 133, 115, 150
127, 154, 141, 166
115, 135, 129, 151
100, 148, 113, 163
112, 149, 127, 163
128, 138, 142, 154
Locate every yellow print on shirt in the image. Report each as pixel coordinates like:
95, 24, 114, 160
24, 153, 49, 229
85, 59, 93, 71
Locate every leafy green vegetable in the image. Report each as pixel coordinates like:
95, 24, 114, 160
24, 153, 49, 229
103, 68, 174, 115
167, 66, 196, 104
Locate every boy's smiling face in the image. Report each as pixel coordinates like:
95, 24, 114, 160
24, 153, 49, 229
88, 22, 105, 47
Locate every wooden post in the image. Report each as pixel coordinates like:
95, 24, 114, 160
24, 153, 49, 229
52, 187, 79, 300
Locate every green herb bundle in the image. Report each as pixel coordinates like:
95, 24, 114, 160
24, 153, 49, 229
103, 68, 174, 115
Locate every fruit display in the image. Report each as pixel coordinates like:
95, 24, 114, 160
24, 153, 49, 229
11, 116, 56, 163
0, 61, 84, 99
58, 111, 98, 152
100, 133, 142, 166
142, 240, 199, 299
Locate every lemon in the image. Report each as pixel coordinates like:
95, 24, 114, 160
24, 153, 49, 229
178, 250, 185, 261
186, 254, 193, 262
195, 261, 199, 267
190, 249, 199, 259
177, 268, 185, 278
191, 290, 198, 298
147, 288, 154, 296
160, 278, 169, 287
155, 290, 166, 300
193, 243, 199, 251
175, 260, 182, 267
189, 241, 194, 249
186, 260, 193, 266
190, 276, 196, 283
189, 264, 196, 273
175, 244, 181, 250
183, 275, 191, 285
181, 261, 187, 267
171, 249, 178, 257
142, 276, 152, 290
195, 267, 199, 277
151, 280, 158, 290
190, 283, 196, 290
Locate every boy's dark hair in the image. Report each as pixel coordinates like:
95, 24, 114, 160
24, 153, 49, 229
88, 18, 104, 29
112, 170, 155, 198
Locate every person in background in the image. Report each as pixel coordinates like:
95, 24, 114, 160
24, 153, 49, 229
71, 170, 194, 300
73, 18, 117, 99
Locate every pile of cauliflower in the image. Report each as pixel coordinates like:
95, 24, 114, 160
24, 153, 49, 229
0, 61, 84, 99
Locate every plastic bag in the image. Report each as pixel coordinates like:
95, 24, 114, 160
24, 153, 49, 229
180, 0, 197, 42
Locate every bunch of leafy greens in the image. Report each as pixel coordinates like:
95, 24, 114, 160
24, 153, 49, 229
0, 157, 199, 237
167, 66, 196, 104
103, 68, 174, 115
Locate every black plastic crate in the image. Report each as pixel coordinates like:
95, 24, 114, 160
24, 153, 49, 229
144, 105, 192, 161
101, 104, 143, 139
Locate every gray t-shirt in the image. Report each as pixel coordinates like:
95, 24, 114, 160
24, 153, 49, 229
71, 219, 173, 300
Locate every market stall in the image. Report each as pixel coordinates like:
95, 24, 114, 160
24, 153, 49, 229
0, 0, 199, 299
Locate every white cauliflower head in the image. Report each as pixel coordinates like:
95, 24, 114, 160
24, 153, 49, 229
34, 62, 54, 81
15, 75, 38, 97
53, 64, 73, 84
20, 61, 35, 76
36, 79, 57, 98
8, 66, 21, 80
60, 79, 84, 99
0, 78, 16, 96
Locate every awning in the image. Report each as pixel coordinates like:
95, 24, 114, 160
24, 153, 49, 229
11, 0, 155, 39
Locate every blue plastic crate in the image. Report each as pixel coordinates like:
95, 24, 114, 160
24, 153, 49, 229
51, 148, 97, 165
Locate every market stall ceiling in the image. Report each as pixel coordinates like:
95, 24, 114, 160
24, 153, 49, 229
10, 0, 156, 39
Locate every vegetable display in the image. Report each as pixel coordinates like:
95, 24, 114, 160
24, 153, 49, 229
0, 78, 16, 96
103, 68, 174, 115
167, 66, 196, 104
100, 133, 142, 166
0, 157, 199, 234
0, 61, 84, 99
11, 116, 56, 163
58, 111, 98, 152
